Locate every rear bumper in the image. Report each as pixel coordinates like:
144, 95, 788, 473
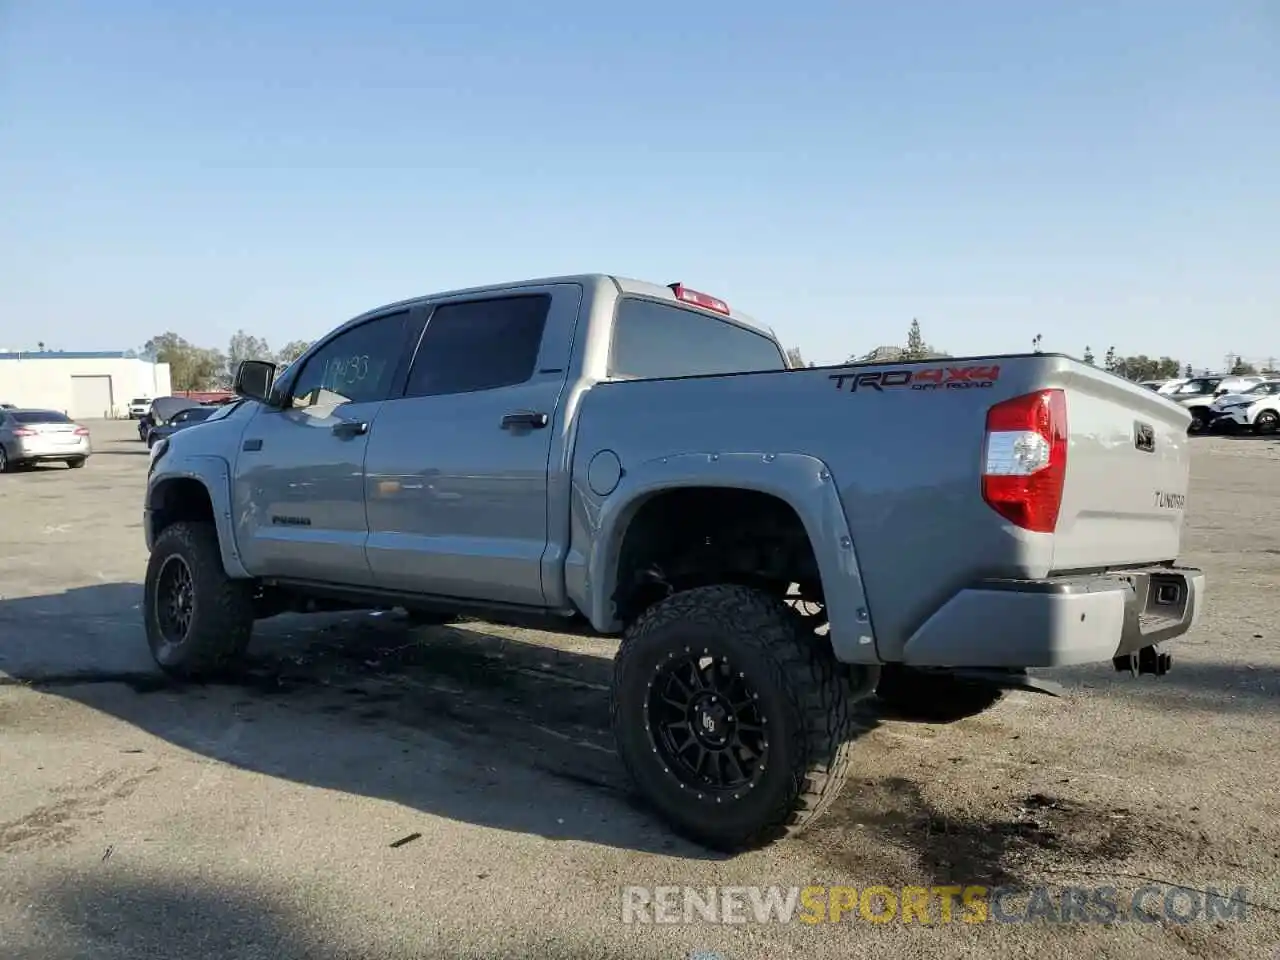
13, 439, 91, 460
900, 566, 1204, 668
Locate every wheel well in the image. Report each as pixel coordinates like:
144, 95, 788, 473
149, 478, 216, 541
613, 487, 822, 623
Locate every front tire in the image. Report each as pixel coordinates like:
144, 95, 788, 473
611, 584, 866, 852
144, 521, 254, 678
1255, 410, 1279, 435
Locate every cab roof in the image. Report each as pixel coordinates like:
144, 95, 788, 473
352, 274, 779, 342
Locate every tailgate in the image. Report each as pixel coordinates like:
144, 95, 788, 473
1053, 364, 1191, 571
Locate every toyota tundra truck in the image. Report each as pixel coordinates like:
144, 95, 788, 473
141, 274, 1204, 850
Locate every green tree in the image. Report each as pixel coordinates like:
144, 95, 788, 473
1082, 345, 1095, 365
1155, 357, 1181, 379
904, 318, 926, 360
227, 330, 274, 380
144, 332, 225, 391
1104, 346, 1118, 373
275, 340, 311, 367
1184, 362, 1193, 378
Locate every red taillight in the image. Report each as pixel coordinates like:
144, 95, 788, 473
12, 428, 34, 437
981, 389, 1068, 533
668, 283, 730, 316
74, 427, 89, 436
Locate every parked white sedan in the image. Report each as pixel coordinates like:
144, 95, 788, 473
0, 409, 92, 472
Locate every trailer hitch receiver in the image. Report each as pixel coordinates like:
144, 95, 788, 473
1113, 643, 1172, 677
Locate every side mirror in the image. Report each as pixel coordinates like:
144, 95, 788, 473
235, 359, 277, 404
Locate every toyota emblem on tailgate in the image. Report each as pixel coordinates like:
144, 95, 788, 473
1134, 421, 1155, 453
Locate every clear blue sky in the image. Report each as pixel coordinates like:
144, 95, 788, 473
1, 1, 1275, 369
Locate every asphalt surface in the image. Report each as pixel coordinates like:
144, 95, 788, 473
1, 419, 1278, 959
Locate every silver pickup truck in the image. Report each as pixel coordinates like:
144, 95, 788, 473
142, 274, 1204, 850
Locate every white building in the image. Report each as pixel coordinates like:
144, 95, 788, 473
0, 351, 172, 419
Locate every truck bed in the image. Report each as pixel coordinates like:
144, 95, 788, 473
569, 352, 1192, 661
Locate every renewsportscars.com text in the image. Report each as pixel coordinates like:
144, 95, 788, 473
620, 884, 1250, 925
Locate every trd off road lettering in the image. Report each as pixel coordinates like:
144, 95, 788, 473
829, 365, 1001, 393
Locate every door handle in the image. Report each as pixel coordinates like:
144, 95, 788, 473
501, 411, 549, 430
332, 419, 370, 438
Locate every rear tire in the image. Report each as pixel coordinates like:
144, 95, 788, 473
144, 521, 254, 678
1187, 407, 1210, 434
611, 584, 867, 852
0, 445, 9, 473
66, 457, 86, 469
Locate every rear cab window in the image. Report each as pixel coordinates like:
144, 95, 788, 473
608, 298, 786, 380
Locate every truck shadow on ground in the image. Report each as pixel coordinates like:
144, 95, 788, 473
14, 870, 615, 960
2, 583, 1273, 880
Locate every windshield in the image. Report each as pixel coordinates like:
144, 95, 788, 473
11, 410, 72, 424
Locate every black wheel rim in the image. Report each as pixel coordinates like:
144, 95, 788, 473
155, 555, 195, 643
645, 651, 769, 795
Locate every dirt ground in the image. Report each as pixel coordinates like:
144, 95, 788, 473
1, 419, 1278, 959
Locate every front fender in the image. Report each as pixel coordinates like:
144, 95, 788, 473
145, 453, 251, 579
565, 451, 880, 664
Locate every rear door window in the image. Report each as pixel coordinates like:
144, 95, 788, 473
404, 295, 551, 397
609, 298, 785, 379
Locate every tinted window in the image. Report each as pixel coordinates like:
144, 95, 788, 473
609, 299, 786, 380
12, 410, 71, 424
288, 311, 411, 408
177, 408, 215, 423
405, 295, 550, 398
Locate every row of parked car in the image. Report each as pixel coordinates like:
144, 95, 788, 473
1139, 374, 1280, 434
136, 396, 238, 447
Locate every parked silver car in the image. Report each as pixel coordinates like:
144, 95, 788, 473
0, 408, 92, 471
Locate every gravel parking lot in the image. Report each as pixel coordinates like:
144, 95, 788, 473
1, 419, 1278, 959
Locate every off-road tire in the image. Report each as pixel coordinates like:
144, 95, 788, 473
144, 521, 254, 679
611, 584, 863, 852
875, 665, 1007, 722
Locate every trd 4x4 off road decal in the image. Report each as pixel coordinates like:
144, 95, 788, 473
828, 364, 1002, 393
